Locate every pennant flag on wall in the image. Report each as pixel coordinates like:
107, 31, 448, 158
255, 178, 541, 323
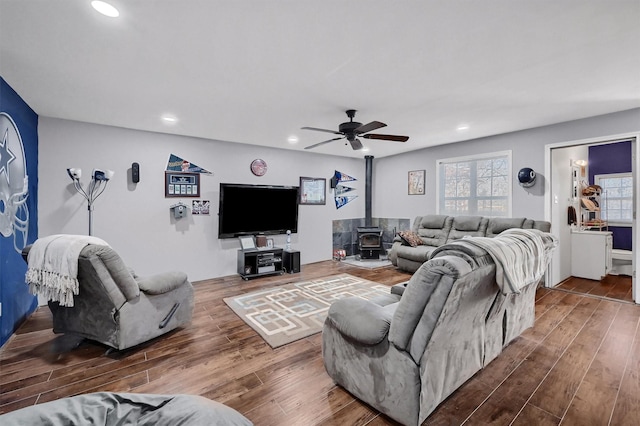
334, 185, 356, 196
335, 195, 357, 209
335, 170, 356, 182
166, 154, 213, 174
330, 170, 357, 188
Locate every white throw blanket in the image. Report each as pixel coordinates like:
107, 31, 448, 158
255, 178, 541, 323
460, 228, 558, 294
25, 234, 109, 307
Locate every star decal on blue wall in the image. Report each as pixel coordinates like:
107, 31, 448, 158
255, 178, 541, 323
0, 128, 16, 180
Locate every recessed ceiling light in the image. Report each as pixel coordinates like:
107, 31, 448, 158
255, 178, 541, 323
287, 135, 299, 144
161, 115, 178, 124
91, 1, 120, 18
457, 124, 470, 131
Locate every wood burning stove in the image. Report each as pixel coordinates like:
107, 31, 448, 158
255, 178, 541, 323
357, 226, 383, 259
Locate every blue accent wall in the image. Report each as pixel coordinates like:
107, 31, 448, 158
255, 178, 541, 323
0, 77, 38, 347
588, 140, 632, 250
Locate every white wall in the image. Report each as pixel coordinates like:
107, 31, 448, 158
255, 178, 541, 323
38, 117, 366, 281
375, 109, 640, 223
37, 109, 640, 282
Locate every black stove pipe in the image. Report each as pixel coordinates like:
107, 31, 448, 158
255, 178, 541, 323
365, 155, 373, 227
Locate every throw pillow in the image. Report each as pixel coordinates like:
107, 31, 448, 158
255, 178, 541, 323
398, 230, 424, 247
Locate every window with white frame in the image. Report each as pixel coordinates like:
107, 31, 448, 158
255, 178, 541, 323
437, 151, 512, 217
595, 172, 633, 226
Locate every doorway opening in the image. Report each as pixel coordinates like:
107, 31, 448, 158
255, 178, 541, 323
545, 133, 638, 304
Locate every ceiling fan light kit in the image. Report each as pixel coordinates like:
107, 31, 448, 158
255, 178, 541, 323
302, 109, 409, 151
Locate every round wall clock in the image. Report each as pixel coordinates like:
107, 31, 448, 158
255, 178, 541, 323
250, 158, 267, 176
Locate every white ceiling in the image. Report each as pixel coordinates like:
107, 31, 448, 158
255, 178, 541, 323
1, 0, 639, 159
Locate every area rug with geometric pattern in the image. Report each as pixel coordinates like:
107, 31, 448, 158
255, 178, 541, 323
223, 274, 390, 348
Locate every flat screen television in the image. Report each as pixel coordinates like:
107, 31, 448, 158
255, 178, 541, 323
218, 183, 299, 238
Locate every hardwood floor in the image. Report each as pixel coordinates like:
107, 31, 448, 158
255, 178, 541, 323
555, 274, 634, 304
1, 261, 639, 425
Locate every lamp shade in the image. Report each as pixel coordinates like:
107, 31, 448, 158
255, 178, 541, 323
92, 169, 114, 181
66, 168, 82, 180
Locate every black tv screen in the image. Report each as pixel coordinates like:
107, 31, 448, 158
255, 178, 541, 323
218, 183, 299, 238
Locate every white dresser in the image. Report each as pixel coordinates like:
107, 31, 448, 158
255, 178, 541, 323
571, 230, 613, 280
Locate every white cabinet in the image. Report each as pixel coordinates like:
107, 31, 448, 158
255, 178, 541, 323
571, 231, 612, 280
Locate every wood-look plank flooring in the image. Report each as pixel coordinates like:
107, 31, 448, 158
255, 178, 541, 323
1, 261, 639, 425
556, 273, 634, 304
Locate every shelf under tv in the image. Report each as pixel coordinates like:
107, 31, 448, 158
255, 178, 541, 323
237, 247, 284, 280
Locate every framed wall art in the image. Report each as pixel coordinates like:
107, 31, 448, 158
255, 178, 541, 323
408, 170, 425, 195
238, 236, 256, 250
165, 172, 200, 197
192, 200, 210, 215
299, 176, 326, 205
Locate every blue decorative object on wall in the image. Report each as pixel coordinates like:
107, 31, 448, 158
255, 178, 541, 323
332, 170, 358, 208
335, 195, 358, 209
330, 170, 356, 188
0, 112, 31, 251
517, 167, 536, 187
0, 77, 38, 348
334, 185, 355, 196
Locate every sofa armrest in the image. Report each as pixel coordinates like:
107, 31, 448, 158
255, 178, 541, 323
325, 298, 394, 345
136, 271, 189, 295
390, 282, 408, 296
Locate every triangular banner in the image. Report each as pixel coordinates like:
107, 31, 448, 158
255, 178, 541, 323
166, 154, 213, 174
334, 184, 356, 196
334, 170, 356, 183
335, 195, 358, 209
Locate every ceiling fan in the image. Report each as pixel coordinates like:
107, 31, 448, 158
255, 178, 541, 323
302, 109, 409, 150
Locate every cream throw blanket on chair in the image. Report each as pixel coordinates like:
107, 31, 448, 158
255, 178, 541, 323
26, 234, 109, 307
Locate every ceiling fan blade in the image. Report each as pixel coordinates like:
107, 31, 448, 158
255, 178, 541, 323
355, 121, 386, 134
304, 136, 344, 150
349, 138, 364, 150
301, 126, 342, 135
362, 134, 409, 142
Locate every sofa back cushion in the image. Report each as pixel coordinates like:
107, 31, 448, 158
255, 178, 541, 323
81, 245, 140, 303
446, 216, 488, 243
485, 217, 527, 237
389, 255, 473, 363
524, 219, 551, 232
414, 215, 453, 247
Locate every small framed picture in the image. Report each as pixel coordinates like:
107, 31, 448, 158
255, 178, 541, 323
300, 177, 326, 205
267, 238, 274, 248
165, 172, 200, 198
408, 170, 425, 195
238, 236, 256, 250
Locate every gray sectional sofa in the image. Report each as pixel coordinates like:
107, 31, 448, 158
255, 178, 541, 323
323, 227, 558, 426
388, 215, 551, 273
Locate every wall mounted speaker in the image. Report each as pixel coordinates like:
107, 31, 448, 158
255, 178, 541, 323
132, 162, 140, 183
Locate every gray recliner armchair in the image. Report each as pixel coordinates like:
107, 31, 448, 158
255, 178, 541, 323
22, 244, 194, 351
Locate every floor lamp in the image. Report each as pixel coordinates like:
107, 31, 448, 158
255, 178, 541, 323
67, 168, 114, 236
